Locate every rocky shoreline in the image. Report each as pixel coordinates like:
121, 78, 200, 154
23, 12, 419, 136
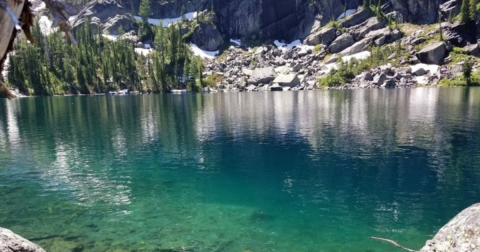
197, 6, 480, 92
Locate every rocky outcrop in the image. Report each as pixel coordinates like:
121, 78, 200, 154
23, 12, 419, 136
417, 42, 448, 64
71, 0, 136, 35
389, 0, 447, 24
192, 23, 224, 51
340, 8, 372, 28
420, 203, 480, 252
439, 0, 460, 20
349, 17, 385, 41
304, 27, 337, 46
340, 37, 371, 56
0, 227, 45, 252
328, 33, 355, 53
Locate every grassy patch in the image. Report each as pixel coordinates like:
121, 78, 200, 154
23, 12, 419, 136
438, 70, 480, 87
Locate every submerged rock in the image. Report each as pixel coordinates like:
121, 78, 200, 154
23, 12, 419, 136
0, 227, 46, 252
420, 203, 480, 252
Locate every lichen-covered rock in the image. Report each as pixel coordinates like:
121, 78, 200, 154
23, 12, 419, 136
0, 227, 46, 252
420, 203, 480, 252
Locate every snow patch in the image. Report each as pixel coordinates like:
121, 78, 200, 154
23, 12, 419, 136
69, 15, 78, 23
33, 2, 46, 12
343, 51, 371, 62
102, 34, 119, 41
134, 12, 197, 27
320, 51, 372, 75
190, 44, 218, 59
337, 8, 358, 20
415, 76, 429, 85
274, 39, 314, 52
230, 39, 242, 46
134, 48, 153, 56
38, 16, 54, 35
411, 63, 440, 76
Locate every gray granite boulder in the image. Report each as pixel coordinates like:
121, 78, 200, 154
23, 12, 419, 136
340, 8, 373, 28
328, 33, 355, 54
340, 37, 372, 56
420, 203, 480, 252
0, 227, 45, 252
248, 67, 277, 84
304, 27, 337, 46
417, 42, 447, 65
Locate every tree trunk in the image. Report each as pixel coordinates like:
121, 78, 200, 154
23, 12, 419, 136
0, 0, 25, 70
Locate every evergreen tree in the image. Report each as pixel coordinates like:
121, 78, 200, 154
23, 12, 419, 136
362, 0, 370, 10
470, 0, 477, 21
139, 0, 151, 22
461, 0, 471, 23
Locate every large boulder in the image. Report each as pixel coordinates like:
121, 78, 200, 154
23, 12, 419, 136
248, 67, 277, 84
192, 23, 225, 51
349, 17, 385, 41
304, 27, 337, 46
340, 8, 373, 28
273, 74, 300, 87
420, 203, 480, 252
417, 42, 448, 65
0, 227, 45, 252
340, 37, 372, 56
328, 33, 355, 54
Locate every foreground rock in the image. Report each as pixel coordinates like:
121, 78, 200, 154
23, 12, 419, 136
0, 227, 46, 252
420, 203, 480, 252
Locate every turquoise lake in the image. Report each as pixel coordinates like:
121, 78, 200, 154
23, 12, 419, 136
1, 88, 480, 252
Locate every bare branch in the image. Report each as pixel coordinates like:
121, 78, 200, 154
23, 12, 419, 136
369, 236, 418, 252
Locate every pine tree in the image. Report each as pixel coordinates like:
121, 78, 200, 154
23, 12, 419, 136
470, 0, 477, 21
139, 0, 151, 22
363, 0, 370, 10
376, 0, 383, 18
461, 0, 471, 23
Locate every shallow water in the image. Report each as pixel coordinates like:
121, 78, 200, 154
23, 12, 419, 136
1, 88, 480, 252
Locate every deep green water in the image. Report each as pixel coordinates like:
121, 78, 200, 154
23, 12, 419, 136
1, 88, 480, 252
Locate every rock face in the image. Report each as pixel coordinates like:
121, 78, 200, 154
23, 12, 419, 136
389, 0, 447, 24
71, 0, 136, 34
192, 23, 224, 51
420, 203, 480, 252
417, 42, 448, 64
0, 227, 45, 252
71, 0, 454, 42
